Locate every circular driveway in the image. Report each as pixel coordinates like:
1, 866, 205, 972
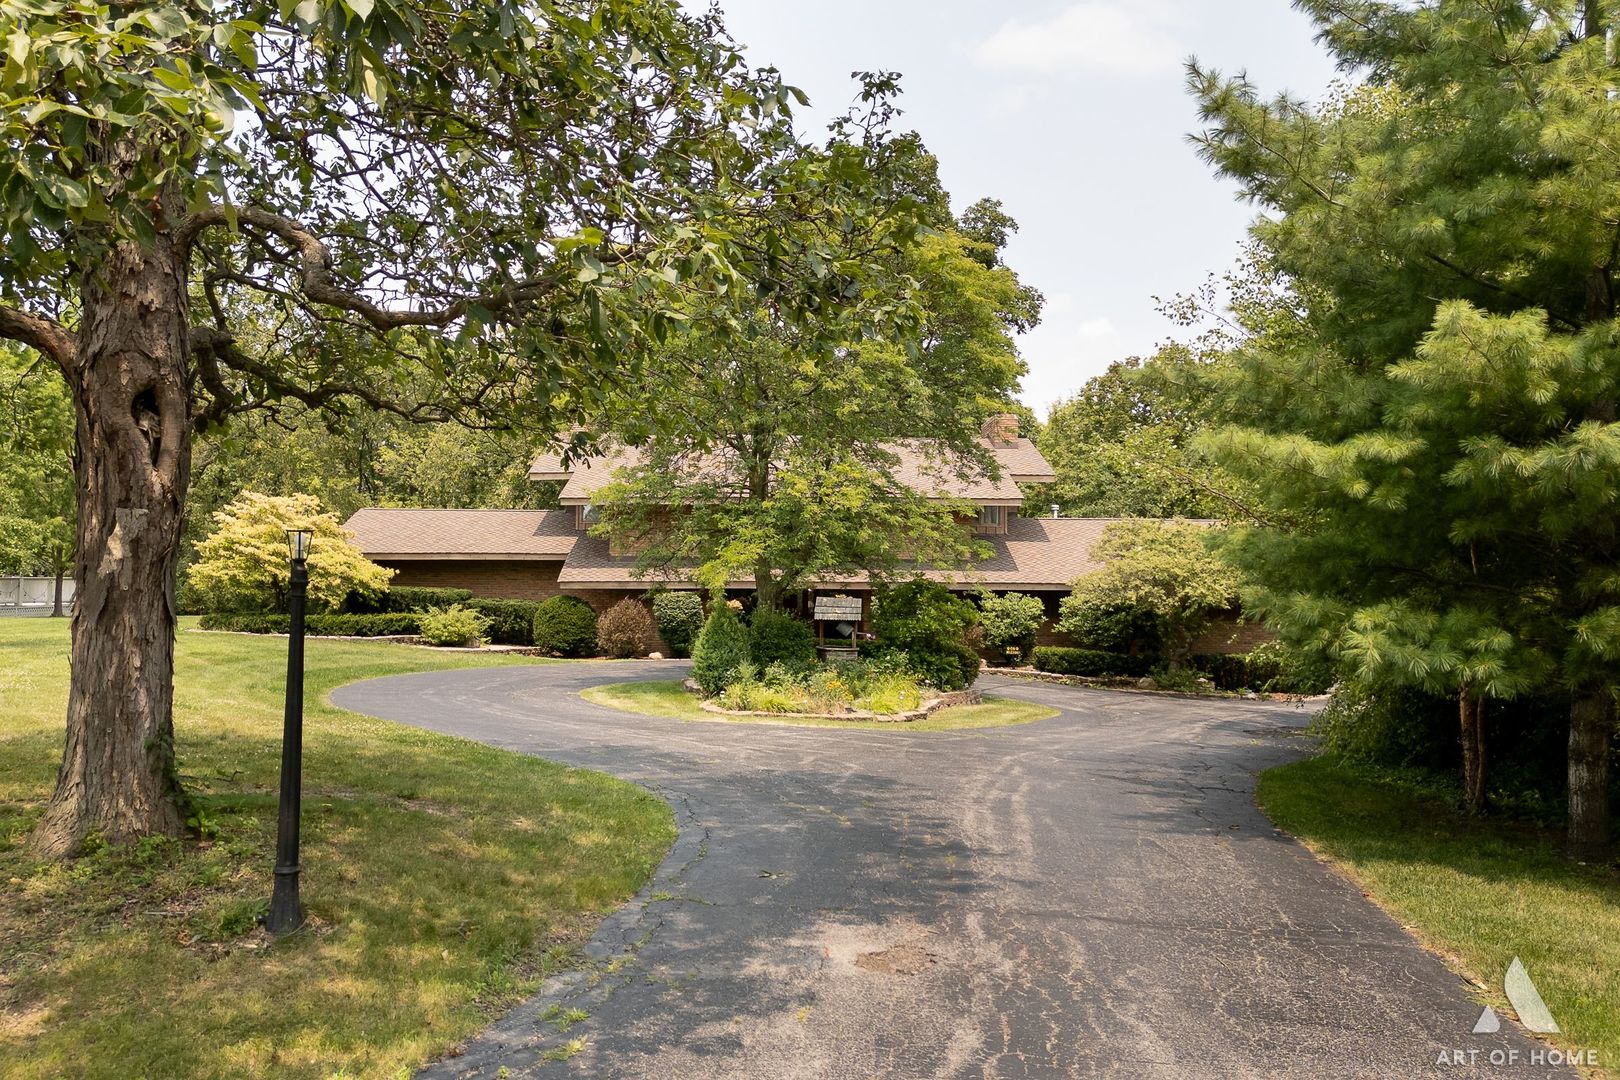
333, 662, 1570, 1079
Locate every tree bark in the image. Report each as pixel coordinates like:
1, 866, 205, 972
51, 560, 64, 618
1458, 688, 1487, 814
31, 151, 193, 857
753, 561, 783, 612
1567, 688, 1613, 862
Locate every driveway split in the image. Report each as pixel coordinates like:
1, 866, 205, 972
333, 662, 1571, 1079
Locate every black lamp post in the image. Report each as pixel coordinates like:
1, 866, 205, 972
267, 527, 312, 937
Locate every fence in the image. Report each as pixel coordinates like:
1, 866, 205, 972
0, 575, 74, 616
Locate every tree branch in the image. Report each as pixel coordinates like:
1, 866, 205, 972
0, 302, 77, 372
178, 204, 574, 332
187, 325, 462, 428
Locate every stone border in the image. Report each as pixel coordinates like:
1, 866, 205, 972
985, 666, 1325, 702
684, 679, 982, 723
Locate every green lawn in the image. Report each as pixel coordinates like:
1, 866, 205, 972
0, 618, 675, 1080
1258, 756, 1620, 1075
579, 678, 1059, 731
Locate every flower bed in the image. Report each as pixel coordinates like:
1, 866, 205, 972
684, 678, 981, 723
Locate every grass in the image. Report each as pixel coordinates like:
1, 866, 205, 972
578, 679, 1059, 731
1258, 755, 1620, 1074
0, 618, 675, 1080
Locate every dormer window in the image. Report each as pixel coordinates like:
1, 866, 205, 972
977, 506, 1006, 534
577, 503, 600, 530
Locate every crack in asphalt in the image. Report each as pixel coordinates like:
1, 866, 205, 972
331, 662, 1578, 1080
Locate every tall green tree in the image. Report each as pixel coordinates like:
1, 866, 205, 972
1031, 347, 1246, 519
0, 0, 925, 856
1189, 0, 1620, 854
594, 189, 1041, 608
0, 345, 73, 612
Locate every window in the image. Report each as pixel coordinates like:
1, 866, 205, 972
977, 506, 1005, 532
582, 502, 599, 523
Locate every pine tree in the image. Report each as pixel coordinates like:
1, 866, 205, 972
1190, 1, 1620, 852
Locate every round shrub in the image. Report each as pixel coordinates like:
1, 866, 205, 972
691, 603, 750, 697
747, 606, 816, 667
463, 598, 540, 646
977, 591, 1046, 663
417, 604, 491, 648
871, 580, 981, 691
1057, 597, 1165, 659
651, 591, 705, 658
531, 596, 598, 657
598, 597, 656, 659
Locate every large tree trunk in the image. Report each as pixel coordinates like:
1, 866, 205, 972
1458, 688, 1487, 814
753, 561, 783, 612
1567, 688, 1613, 862
31, 162, 193, 857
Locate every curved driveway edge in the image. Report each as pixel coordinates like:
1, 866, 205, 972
332, 662, 1573, 1079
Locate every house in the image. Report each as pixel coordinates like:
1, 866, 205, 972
342, 415, 1264, 653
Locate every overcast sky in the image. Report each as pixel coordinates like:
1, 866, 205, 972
709, 0, 1342, 416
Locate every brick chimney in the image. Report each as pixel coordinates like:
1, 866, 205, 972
980, 413, 1020, 446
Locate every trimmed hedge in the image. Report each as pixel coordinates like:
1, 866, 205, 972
199, 612, 290, 634
1032, 646, 1153, 678
199, 612, 420, 636
1192, 648, 1335, 694
1192, 653, 1272, 692
348, 586, 472, 614
531, 596, 598, 657
747, 607, 816, 666
465, 597, 541, 646
651, 592, 705, 658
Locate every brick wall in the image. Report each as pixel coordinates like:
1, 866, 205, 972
381, 559, 670, 654
383, 559, 567, 601
1187, 617, 1275, 655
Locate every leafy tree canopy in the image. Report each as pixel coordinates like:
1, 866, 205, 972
1061, 520, 1239, 666
593, 179, 1042, 606
1, 0, 938, 854
0, 345, 72, 582
1031, 346, 1248, 519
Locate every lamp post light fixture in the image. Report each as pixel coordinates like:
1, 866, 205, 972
267, 527, 313, 936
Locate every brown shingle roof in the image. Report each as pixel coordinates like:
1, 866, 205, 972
344, 508, 579, 560
991, 439, 1057, 482
531, 438, 1047, 505
553, 515, 1140, 591
930, 516, 1114, 588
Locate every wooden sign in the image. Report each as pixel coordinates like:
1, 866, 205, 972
813, 595, 863, 621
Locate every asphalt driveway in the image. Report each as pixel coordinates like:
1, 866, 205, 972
332, 662, 1572, 1079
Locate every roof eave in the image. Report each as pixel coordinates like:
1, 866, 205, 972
366, 551, 571, 562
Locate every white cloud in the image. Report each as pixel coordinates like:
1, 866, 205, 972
974, 2, 1184, 78
1075, 316, 1117, 339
